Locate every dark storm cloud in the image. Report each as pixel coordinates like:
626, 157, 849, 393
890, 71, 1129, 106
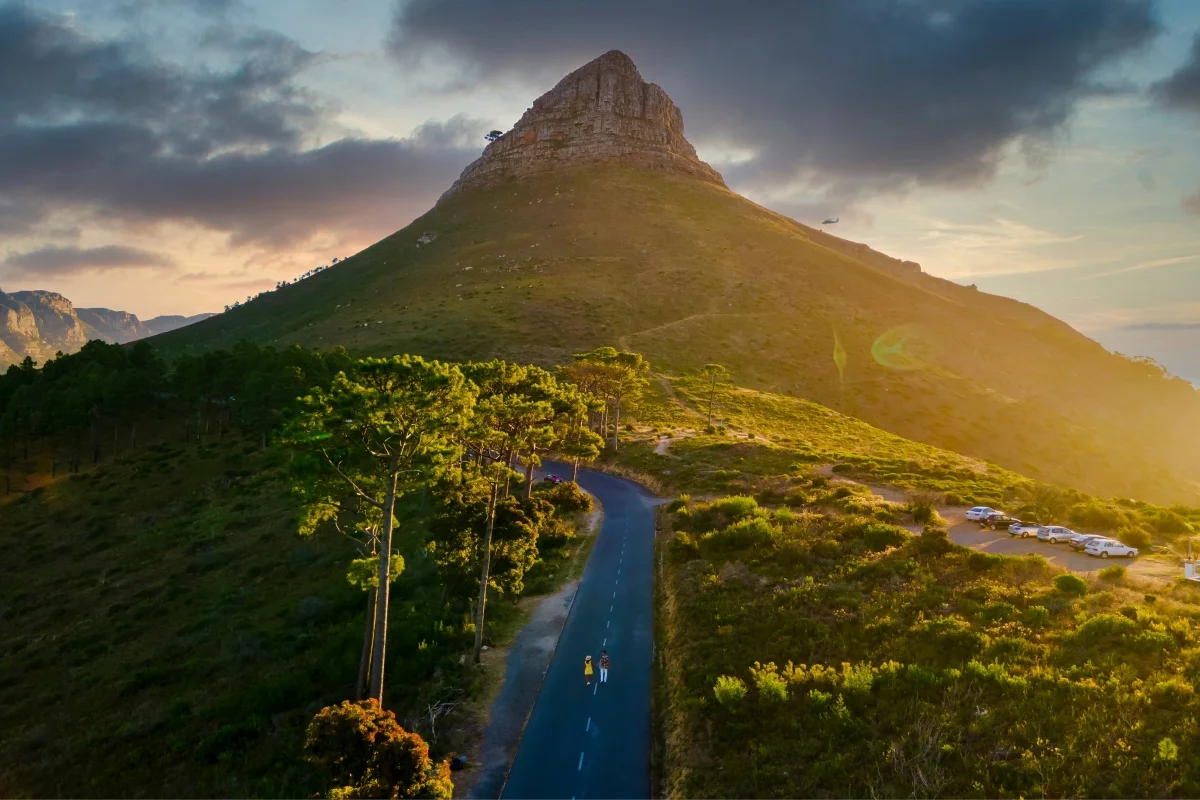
389, 0, 1159, 200
1155, 32, 1200, 111
0, 3, 479, 248
3, 245, 174, 276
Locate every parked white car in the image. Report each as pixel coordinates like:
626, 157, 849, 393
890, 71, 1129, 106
1085, 538, 1139, 558
1037, 525, 1076, 544
1009, 521, 1039, 538
966, 506, 996, 521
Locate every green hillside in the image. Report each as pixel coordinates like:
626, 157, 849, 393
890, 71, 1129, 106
154, 165, 1200, 505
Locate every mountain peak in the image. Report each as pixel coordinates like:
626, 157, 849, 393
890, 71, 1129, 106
441, 50, 724, 198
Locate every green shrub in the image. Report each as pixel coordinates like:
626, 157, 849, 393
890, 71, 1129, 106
807, 688, 832, 708
750, 662, 788, 702
967, 551, 1003, 572
1157, 737, 1180, 762
538, 481, 594, 514
1024, 605, 1051, 627
702, 517, 778, 551
1118, 527, 1152, 550
846, 521, 907, 551
708, 495, 759, 520
906, 491, 941, 525
1073, 613, 1138, 646
1098, 564, 1126, 582
305, 700, 452, 800
1145, 509, 1192, 535
976, 602, 1016, 623
916, 525, 952, 555
1053, 574, 1088, 595
1068, 502, 1124, 531
713, 675, 748, 706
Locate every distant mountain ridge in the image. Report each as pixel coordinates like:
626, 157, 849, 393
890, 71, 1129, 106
0, 288, 215, 366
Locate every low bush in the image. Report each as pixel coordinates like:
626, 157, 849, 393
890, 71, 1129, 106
1023, 605, 1051, 627
750, 662, 789, 702
1099, 564, 1126, 582
845, 521, 908, 551
537, 481, 594, 514
701, 517, 778, 552
1053, 574, 1088, 595
713, 675, 747, 706
1118, 526, 1152, 550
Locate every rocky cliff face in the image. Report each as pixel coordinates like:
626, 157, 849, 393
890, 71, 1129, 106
0, 288, 216, 367
77, 308, 152, 344
442, 50, 724, 198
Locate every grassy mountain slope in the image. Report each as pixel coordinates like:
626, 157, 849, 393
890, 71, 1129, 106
152, 165, 1200, 504
0, 433, 582, 797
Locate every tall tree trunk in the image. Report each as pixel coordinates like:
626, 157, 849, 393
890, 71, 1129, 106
504, 451, 514, 497
612, 394, 622, 451
369, 456, 400, 703
572, 457, 580, 482
356, 586, 378, 701
524, 451, 535, 500
707, 381, 715, 427
473, 483, 499, 664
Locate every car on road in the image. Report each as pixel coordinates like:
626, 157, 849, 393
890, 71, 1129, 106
1008, 521, 1040, 537
1037, 525, 1077, 544
966, 506, 997, 521
981, 513, 1019, 530
1085, 538, 1138, 558
1068, 533, 1105, 551
543, 474, 563, 484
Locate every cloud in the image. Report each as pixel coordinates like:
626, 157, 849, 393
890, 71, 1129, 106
389, 0, 1159, 205
3, 245, 174, 276
1080, 252, 1200, 280
0, 3, 482, 248
1154, 32, 1200, 111
1123, 321, 1200, 331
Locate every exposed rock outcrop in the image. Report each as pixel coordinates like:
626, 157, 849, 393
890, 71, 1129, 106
77, 308, 152, 344
0, 288, 216, 367
442, 50, 724, 199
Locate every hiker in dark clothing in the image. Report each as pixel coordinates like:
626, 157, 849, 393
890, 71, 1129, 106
599, 651, 610, 683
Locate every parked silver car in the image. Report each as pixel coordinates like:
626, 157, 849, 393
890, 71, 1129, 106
1036, 525, 1076, 544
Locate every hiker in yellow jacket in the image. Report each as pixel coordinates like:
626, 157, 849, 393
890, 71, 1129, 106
584, 654, 594, 686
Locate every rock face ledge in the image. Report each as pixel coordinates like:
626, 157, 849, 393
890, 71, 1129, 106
441, 50, 724, 199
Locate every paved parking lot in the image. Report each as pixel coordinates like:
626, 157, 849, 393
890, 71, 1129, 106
946, 517, 1178, 583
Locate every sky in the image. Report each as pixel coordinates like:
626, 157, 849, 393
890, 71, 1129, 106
2, 0, 1200, 378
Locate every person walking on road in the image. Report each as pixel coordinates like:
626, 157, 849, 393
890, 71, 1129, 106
599, 651, 610, 683
584, 654, 593, 686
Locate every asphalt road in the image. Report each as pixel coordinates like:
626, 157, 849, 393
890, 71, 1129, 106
500, 465, 660, 800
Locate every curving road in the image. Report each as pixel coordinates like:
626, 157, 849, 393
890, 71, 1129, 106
500, 465, 660, 800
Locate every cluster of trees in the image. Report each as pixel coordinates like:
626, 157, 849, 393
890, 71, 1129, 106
0, 341, 351, 488
285, 355, 608, 707
226, 257, 351, 311
559, 346, 650, 451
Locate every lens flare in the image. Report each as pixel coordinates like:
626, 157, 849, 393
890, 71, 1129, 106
871, 325, 922, 370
